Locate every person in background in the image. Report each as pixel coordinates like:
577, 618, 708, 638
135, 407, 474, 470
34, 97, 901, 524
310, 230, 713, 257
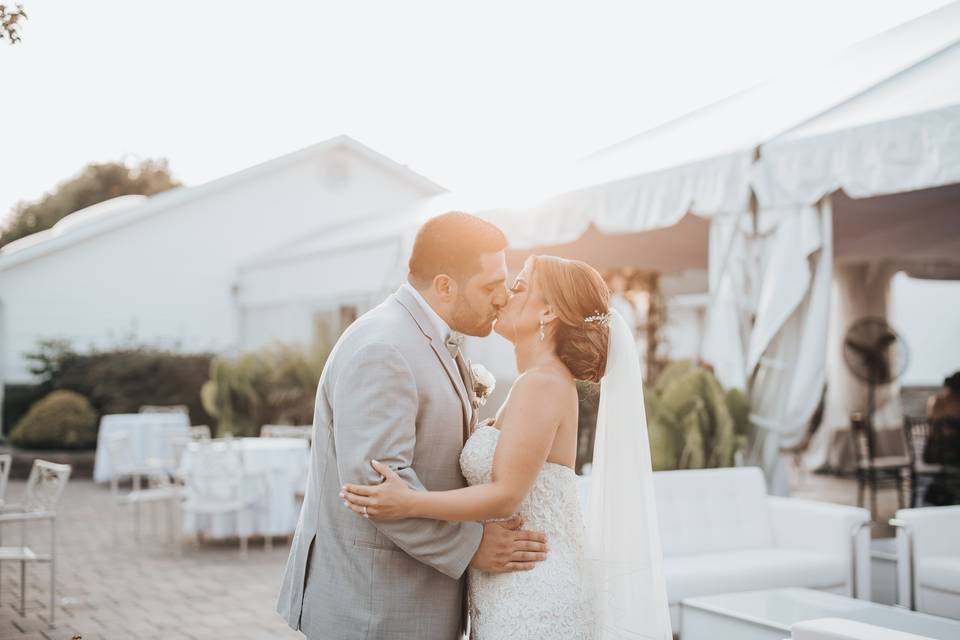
928, 371, 960, 422
922, 371, 960, 505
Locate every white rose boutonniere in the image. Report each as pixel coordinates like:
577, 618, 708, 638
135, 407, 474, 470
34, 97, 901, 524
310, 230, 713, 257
470, 363, 496, 407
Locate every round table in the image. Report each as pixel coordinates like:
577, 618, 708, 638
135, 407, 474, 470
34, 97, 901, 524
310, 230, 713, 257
179, 437, 309, 538
93, 413, 191, 482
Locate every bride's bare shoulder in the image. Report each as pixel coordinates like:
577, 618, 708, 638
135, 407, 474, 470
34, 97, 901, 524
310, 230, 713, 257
492, 368, 577, 441
511, 367, 576, 402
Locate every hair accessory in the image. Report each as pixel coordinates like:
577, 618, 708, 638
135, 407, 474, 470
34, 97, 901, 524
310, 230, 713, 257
584, 312, 611, 327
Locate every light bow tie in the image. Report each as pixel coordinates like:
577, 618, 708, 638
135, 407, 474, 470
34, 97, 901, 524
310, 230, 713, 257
444, 332, 465, 359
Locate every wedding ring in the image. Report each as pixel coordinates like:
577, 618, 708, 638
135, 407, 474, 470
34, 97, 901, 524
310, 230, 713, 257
363, 505, 369, 518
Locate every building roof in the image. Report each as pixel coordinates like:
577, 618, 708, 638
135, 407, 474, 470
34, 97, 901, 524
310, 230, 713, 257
0, 135, 445, 271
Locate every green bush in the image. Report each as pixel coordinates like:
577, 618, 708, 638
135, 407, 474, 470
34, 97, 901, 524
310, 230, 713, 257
2, 384, 47, 436
725, 387, 751, 439
202, 342, 328, 437
24, 340, 214, 428
574, 360, 749, 472
9, 390, 99, 449
646, 360, 748, 471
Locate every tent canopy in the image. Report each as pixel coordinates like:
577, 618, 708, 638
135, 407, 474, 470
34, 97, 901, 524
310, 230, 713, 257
278, 2, 960, 295
489, 1, 960, 252
504, 213, 708, 273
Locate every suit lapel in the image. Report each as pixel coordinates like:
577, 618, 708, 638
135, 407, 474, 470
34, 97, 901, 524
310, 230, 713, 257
394, 287, 473, 438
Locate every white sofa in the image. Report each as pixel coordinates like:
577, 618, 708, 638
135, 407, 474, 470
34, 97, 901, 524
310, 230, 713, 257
792, 618, 935, 640
892, 505, 960, 619
579, 467, 872, 633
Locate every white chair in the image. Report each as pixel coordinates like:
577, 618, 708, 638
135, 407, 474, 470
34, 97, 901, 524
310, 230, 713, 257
0, 454, 12, 508
103, 433, 181, 542
260, 424, 312, 442
139, 404, 189, 415
181, 440, 267, 557
0, 459, 72, 624
579, 466, 872, 634
189, 425, 212, 441
891, 505, 960, 619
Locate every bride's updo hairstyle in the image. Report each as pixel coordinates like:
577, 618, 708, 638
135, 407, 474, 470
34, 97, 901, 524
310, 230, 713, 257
531, 256, 610, 383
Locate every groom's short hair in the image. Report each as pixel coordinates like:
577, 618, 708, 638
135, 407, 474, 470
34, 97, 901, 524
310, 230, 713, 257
408, 212, 507, 287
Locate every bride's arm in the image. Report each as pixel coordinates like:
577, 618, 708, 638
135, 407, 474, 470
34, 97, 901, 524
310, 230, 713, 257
342, 370, 569, 522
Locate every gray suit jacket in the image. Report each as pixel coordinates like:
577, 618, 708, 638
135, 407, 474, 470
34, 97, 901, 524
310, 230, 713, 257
277, 287, 484, 640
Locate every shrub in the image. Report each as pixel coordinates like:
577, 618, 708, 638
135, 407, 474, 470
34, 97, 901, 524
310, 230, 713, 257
202, 341, 328, 437
646, 360, 748, 471
574, 360, 749, 472
2, 384, 47, 436
24, 340, 215, 428
725, 387, 751, 439
9, 390, 99, 449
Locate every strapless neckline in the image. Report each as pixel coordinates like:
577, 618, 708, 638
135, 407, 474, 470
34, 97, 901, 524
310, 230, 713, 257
471, 424, 577, 475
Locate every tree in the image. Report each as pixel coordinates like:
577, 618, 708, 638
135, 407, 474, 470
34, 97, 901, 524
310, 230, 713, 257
0, 158, 181, 248
0, 4, 26, 44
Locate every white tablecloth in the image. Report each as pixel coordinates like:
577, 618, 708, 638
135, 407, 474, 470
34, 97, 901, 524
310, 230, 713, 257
179, 437, 309, 538
93, 413, 191, 482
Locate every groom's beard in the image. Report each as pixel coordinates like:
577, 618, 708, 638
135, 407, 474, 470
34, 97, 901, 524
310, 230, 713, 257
451, 296, 497, 337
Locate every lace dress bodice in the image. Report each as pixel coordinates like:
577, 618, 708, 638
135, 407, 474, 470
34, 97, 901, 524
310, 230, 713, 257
460, 425, 595, 639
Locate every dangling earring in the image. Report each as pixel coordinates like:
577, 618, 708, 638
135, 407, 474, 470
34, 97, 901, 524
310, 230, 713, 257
539, 319, 545, 341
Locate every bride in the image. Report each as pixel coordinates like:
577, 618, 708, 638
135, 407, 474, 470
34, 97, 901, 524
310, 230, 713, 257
342, 255, 672, 640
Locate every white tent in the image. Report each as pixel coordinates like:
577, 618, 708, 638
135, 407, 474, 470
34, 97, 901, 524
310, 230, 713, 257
257, 3, 960, 488
750, 11, 960, 472
482, 1, 960, 491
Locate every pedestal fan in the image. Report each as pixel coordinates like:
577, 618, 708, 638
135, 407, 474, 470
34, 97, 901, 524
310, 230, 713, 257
843, 316, 910, 516
843, 317, 909, 425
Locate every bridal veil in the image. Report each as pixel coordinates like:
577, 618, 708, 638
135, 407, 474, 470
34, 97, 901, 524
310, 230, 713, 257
586, 309, 672, 639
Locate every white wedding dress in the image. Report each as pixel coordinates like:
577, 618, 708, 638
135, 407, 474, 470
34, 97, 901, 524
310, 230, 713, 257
459, 310, 672, 640
461, 424, 596, 640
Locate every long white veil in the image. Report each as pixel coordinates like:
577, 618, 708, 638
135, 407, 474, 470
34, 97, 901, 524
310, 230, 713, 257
586, 309, 672, 639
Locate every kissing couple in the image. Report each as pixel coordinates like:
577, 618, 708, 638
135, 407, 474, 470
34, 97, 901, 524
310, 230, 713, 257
277, 212, 671, 639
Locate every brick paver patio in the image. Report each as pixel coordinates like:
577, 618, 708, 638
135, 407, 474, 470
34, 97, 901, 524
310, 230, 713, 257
0, 479, 301, 640
0, 466, 903, 639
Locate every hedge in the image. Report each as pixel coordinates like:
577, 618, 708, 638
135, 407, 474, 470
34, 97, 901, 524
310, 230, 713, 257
9, 390, 99, 449
4, 340, 215, 436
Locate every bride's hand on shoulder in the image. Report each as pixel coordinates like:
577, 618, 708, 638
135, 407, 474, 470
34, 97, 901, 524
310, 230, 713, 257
341, 460, 415, 521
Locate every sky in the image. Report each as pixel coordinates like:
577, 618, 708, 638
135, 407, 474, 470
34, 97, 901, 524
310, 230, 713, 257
2, 0, 954, 223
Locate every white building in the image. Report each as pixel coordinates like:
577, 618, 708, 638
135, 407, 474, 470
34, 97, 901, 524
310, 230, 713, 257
0, 136, 444, 388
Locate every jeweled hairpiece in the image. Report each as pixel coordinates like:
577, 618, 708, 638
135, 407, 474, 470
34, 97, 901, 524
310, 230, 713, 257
584, 312, 611, 326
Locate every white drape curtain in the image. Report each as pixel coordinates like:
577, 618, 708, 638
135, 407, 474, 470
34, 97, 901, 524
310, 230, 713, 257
701, 200, 833, 493
743, 201, 834, 493
701, 212, 752, 391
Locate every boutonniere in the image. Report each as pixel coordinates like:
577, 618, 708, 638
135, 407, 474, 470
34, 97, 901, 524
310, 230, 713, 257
470, 363, 496, 407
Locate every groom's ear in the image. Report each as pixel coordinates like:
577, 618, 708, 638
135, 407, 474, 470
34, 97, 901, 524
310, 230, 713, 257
432, 273, 458, 302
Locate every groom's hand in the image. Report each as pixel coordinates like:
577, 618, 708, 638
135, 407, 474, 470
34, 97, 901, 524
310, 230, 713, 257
470, 514, 548, 573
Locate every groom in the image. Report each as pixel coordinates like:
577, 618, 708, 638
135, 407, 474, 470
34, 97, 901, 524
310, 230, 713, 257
277, 212, 549, 639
